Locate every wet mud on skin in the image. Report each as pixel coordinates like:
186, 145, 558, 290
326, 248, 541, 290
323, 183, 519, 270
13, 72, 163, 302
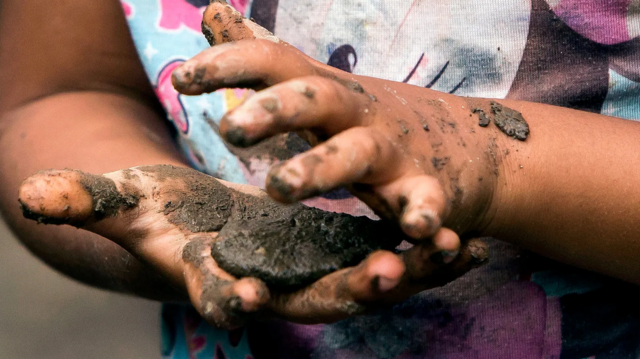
142, 166, 234, 233
19, 171, 140, 225
20, 166, 401, 290
140, 166, 404, 290
79, 174, 140, 220
431, 157, 450, 171
20, 203, 65, 225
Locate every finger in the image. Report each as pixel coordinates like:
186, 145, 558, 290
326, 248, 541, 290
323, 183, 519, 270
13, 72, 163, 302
201, 1, 281, 45
172, 39, 317, 95
264, 251, 403, 323
266, 251, 404, 323
401, 228, 461, 280
376, 175, 449, 240
219, 76, 368, 147
347, 230, 459, 303
353, 235, 488, 304
267, 237, 488, 323
266, 267, 366, 324
182, 237, 270, 329
346, 250, 406, 302
266, 127, 401, 203
18, 169, 140, 229
402, 236, 488, 288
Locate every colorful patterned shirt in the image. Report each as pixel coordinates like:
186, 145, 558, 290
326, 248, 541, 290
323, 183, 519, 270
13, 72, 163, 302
121, 0, 640, 357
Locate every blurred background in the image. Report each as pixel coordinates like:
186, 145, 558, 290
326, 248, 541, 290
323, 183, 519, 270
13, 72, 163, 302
0, 217, 161, 359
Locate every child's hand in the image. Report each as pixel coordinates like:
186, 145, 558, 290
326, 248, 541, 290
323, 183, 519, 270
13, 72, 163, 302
18, 166, 487, 328
173, 2, 503, 242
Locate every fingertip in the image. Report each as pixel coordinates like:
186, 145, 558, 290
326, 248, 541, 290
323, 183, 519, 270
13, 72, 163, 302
378, 175, 448, 241
18, 170, 93, 225
233, 278, 270, 312
171, 64, 205, 95
350, 251, 405, 300
171, 67, 189, 92
222, 124, 255, 148
368, 251, 405, 284
400, 208, 441, 240
423, 228, 460, 265
432, 228, 461, 252
265, 164, 302, 204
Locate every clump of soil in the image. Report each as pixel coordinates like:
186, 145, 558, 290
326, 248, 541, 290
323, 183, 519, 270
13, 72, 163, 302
472, 108, 491, 127
468, 100, 529, 141
141, 165, 403, 290
213, 200, 402, 290
490, 102, 529, 141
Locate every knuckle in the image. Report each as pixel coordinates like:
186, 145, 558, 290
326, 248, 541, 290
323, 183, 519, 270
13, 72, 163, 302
285, 77, 322, 102
354, 128, 384, 160
303, 76, 339, 99
252, 38, 280, 52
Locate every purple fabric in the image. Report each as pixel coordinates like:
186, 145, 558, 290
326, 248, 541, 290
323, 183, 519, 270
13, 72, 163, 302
551, 0, 632, 44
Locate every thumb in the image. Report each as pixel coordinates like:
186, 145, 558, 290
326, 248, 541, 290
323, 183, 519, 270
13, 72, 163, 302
202, 1, 282, 46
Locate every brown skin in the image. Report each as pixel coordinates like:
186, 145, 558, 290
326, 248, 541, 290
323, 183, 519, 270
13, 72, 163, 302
174, 2, 640, 284
5, 0, 640, 330
0, 0, 482, 328
0, 0, 186, 300
18, 166, 484, 326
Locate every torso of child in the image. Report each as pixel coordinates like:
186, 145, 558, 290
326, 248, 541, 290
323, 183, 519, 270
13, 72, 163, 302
122, 0, 640, 357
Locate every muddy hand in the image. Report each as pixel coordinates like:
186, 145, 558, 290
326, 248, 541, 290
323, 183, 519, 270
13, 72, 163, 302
18, 166, 487, 325
18, 166, 270, 329
173, 2, 499, 244
265, 236, 488, 324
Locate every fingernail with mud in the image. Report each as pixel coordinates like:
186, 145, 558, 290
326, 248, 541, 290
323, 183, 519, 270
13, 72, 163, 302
221, 98, 278, 147
266, 164, 299, 203
223, 125, 255, 147
171, 65, 206, 93
430, 250, 459, 265
401, 209, 440, 239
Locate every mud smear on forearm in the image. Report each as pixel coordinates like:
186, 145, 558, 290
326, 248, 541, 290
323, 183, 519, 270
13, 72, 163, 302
140, 165, 403, 290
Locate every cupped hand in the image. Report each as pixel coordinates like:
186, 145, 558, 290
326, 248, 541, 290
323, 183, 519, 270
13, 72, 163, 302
18, 165, 487, 328
173, 2, 501, 244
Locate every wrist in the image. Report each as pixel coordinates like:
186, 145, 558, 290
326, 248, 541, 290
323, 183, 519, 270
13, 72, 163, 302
417, 95, 498, 236
433, 96, 528, 237
455, 98, 531, 239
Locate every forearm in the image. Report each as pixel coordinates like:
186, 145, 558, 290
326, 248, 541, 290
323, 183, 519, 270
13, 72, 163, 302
0, 0, 195, 299
0, 92, 189, 300
479, 99, 640, 283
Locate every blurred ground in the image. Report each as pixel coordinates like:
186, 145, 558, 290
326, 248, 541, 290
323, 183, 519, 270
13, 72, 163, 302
0, 217, 161, 359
